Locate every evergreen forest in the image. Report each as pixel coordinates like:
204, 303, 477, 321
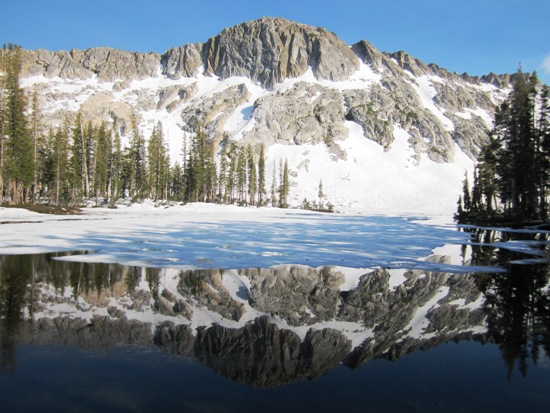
0, 46, 296, 210
457, 70, 550, 224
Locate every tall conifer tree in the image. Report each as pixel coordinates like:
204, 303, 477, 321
257, 144, 266, 206
2, 46, 34, 203
247, 145, 257, 206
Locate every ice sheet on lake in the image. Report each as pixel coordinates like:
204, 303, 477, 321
0, 203, 494, 272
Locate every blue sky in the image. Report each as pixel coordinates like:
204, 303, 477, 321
2, 0, 549, 84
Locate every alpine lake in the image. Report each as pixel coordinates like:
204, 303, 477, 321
1, 214, 549, 413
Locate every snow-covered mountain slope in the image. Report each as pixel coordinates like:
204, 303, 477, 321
19, 17, 513, 214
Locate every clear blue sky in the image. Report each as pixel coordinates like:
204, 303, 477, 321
2, 0, 549, 84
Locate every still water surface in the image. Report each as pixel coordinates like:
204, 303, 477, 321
1, 222, 549, 412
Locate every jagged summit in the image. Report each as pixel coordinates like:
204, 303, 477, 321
19, 17, 510, 88
199, 17, 359, 88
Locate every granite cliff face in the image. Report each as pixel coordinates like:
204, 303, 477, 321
17, 17, 513, 211
201, 17, 360, 89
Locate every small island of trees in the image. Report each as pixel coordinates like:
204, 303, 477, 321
456, 70, 550, 225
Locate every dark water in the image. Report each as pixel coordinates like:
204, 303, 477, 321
1, 225, 549, 412
2, 341, 548, 413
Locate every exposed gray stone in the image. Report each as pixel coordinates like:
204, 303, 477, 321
241, 82, 348, 159
181, 83, 250, 145
202, 17, 359, 89
157, 83, 198, 112
21, 47, 161, 81
161, 44, 203, 78
245, 266, 345, 325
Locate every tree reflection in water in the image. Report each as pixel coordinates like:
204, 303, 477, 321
465, 226, 550, 379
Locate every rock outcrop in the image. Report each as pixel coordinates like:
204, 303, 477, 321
241, 82, 348, 157
245, 266, 345, 325
161, 44, 203, 79
181, 83, 251, 145
21, 47, 160, 81
202, 17, 359, 89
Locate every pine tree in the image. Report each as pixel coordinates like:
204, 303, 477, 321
185, 124, 216, 203
1, 46, 35, 203
226, 143, 237, 204
456, 70, 549, 222
537, 84, 550, 218
218, 142, 228, 203
0, 47, 5, 200
470, 167, 483, 214
127, 123, 147, 199
184, 149, 197, 202
52, 125, 70, 206
278, 159, 289, 208
257, 144, 266, 206
203, 136, 216, 203
498, 71, 538, 216
318, 179, 325, 210
270, 165, 278, 207
148, 123, 166, 201
170, 162, 184, 201
162, 143, 171, 200
194, 125, 206, 202
29, 90, 42, 201
108, 130, 123, 202
94, 122, 111, 203
85, 120, 96, 196
247, 145, 257, 206
39, 128, 56, 201
461, 173, 471, 212
71, 114, 89, 198
236, 146, 247, 205
456, 195, 464, 216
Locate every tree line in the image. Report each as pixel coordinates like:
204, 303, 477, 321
457, 70, 550, 223
0, 45, 292, 208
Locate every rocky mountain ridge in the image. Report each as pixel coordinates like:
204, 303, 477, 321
17, 17, 514, 212
20, 17, 512, 89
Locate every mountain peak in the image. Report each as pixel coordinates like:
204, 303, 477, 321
223, 16, 327, 35
201, 17, 359, 89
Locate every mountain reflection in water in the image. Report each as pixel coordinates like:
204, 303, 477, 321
1, 225, 548, 391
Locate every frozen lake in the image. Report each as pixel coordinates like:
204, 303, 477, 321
0, 203, 496, 272
1, 204, 549, 412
